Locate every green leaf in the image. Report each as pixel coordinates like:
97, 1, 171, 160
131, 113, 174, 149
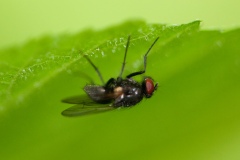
0, 20, 240, 160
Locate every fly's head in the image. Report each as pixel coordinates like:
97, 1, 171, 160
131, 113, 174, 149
142, 77, 158, 98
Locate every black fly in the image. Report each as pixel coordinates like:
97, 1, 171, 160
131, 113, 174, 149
61, 36, 159, 116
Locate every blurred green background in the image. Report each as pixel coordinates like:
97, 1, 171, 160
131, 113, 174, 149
1, 1, 240, 160
0, 0, 240, 48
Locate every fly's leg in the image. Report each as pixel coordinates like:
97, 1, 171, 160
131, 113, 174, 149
118, 35, 131, 81
126, 37, 159, 78
105, 78, 117, 90
84, 55, 105, 85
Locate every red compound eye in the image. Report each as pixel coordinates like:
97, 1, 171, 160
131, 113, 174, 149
145, 78, 155, 97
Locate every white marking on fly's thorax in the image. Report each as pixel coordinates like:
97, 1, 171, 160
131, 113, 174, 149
120, 94, 124, 99
114, 87, 123, 92
114, 87, 123, 97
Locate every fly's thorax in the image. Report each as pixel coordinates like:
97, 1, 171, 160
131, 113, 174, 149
120, 79, 143, 95
113, 78, 144, 106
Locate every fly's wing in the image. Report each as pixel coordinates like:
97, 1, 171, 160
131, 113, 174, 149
61, 85, 116, 117
84, 85, 114, 103
61, 104, 115, 117
62, 95, 94, 104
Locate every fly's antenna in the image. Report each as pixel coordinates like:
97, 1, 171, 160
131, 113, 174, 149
119, 35, 131, 79
84, 55, 105, 85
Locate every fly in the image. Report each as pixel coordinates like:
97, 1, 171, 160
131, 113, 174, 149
61, 36, 159, 116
